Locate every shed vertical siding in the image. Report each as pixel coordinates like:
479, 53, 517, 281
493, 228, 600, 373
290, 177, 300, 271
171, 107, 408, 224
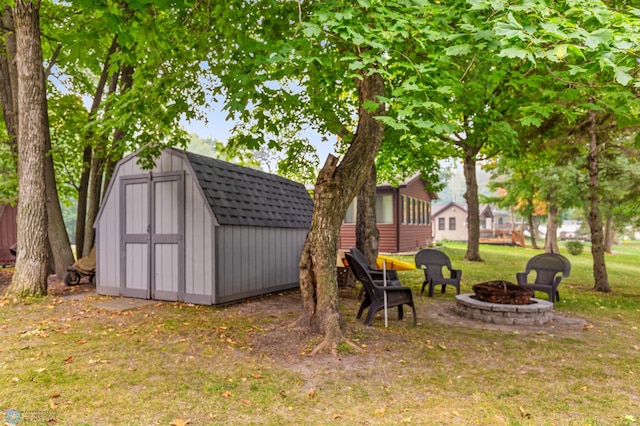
96, 171, 121, 295
215, 226, 303, 303
183, 175, 214, 304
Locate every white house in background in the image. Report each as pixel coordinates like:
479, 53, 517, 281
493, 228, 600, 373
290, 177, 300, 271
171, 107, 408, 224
432, 202, 468, 241
479, 205, 516, 231
432, 202, 517, 242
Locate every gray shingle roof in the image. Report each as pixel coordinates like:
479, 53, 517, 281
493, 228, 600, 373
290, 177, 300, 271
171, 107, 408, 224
185, 151, 314, 229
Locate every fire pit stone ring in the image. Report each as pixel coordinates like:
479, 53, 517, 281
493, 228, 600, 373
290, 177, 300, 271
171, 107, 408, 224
455, 294, 554, 326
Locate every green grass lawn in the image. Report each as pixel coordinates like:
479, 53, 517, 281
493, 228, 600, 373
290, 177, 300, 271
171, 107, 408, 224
1, 242, 640, 425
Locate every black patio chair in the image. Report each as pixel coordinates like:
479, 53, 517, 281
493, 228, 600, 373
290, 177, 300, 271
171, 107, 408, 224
415, 249, 462, 297
345, 253, 417, 326
516, 253, 571, 303
349, 247, 399, 299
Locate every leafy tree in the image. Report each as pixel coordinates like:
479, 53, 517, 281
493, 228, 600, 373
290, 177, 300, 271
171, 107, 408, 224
203, 0, 473, 353
491, 0, 640, 292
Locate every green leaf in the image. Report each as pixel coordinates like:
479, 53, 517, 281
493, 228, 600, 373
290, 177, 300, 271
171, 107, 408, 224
446, 44, 472, 56
520, 115, 542, 127
436, 86, 452, 95
506, 12, 523, 30
567, 45, 585, 60
495, 22, 526, 39
584, 29, 613, 49
615, 67, 633, 86
301, 23, 322, 38
498, 47, 528, 59
375, 116, 409, 131
362, 100, 379, 113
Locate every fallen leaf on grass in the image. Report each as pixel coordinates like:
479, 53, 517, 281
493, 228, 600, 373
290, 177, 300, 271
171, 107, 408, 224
50, 392, 61, 398
63, 356, 74, 363
49, 399, 58, 410
170, 419, 190, 426
251, 373, 263, 379
308, 390, 316, 398
438, 343, 447, 350
375, 408, 386, 415
519, 406, 530, 419
75, 339, 88, 344
583, 324, 594, 330
241, 399, 250, 405
221, 391, 231, 398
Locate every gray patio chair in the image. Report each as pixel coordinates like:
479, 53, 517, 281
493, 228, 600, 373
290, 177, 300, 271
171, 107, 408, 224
415, 249, 462, 297
349, 247, 399, 299
345, 253, 416, 326
516, 253, 571, 303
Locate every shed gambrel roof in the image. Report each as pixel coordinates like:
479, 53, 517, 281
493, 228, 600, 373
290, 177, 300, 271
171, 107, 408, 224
185, 151, 314, 229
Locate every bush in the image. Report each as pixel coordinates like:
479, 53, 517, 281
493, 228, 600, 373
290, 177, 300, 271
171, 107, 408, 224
566, 241, 584, 256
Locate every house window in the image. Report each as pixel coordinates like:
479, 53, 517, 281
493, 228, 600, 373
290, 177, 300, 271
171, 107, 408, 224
400, 195, 430, 225
449, 217, 456, 230
376, 195, 393, 224
412, 198, 417, 224
344, 199, 357, 224
438, 217, 445, 230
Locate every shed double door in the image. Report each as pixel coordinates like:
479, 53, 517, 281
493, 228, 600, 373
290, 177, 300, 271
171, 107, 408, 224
120, 173, 184, 301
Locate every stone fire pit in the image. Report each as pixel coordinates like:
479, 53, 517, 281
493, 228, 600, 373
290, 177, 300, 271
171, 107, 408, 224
455, 280, 553, 325
472, 280, 533, 305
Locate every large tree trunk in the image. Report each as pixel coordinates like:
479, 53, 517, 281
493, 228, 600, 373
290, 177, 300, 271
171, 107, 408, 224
544, 200, 559, 253
462, 147, 482, 261
587, 110, 610, 292
82, 154, 104, 256
298, 72, 385, 356
6, 0, 49, 298
43, 123, 74, 276
75, 146, 91, 256
355, 164, 379, 265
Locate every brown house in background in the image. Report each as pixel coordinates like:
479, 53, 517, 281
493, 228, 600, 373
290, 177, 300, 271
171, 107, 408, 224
0, 204, 17, 265
339, 175, 437, 253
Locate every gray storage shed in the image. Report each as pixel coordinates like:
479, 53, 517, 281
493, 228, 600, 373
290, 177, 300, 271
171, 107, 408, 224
95, 148, 314, 305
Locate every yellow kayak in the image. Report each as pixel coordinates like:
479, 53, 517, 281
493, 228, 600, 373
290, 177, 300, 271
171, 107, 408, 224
375, 255, 416, 271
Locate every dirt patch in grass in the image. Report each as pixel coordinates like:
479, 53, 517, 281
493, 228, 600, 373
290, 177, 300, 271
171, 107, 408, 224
240, 286, 590, 370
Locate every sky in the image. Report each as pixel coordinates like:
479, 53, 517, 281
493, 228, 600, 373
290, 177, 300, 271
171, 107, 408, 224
180, 104, 336, 163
